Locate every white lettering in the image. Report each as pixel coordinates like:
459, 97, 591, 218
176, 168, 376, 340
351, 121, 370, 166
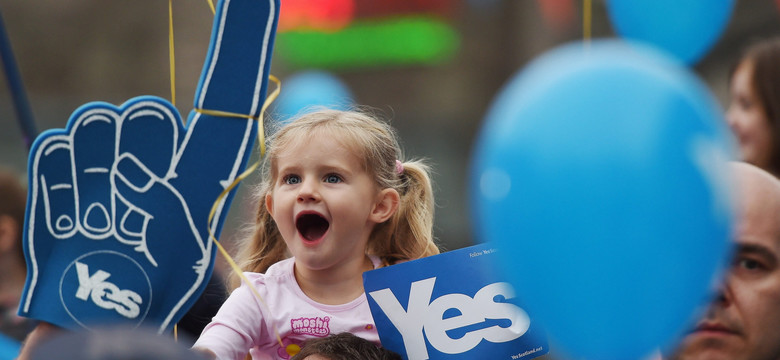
425, 293, 484, 354
114, 289, 142, 318
473, 283, 529, 343
75, 262, 110, 300
369, 278, 529, 359
74, 262, 143, 318
369, 278, 435, 359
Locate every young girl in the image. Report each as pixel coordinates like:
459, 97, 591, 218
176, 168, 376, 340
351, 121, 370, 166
193, 109, 439, 359
727, 37, 780, 177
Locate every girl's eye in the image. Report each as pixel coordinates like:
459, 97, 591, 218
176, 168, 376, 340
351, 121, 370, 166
283, 175, 301, 185
325, 174, 342, 184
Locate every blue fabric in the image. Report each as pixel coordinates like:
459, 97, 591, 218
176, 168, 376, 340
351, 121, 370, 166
18, 0, 279, 333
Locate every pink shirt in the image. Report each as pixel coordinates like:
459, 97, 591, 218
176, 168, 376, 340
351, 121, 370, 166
193, 257, 380, 360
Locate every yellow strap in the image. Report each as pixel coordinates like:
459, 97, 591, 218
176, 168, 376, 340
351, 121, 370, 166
205, 75, 282, 347
195, 74, 280, 157
169, 0, 177, 106
583, 0, 592, 46
170, 0, 177, 338
194, 108, 258, 119
206, 0, 216, 15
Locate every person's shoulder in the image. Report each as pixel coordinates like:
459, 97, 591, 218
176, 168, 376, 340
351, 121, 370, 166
264, 257, 294, 276
228, 259, 299, 312
238, 257, 293, 287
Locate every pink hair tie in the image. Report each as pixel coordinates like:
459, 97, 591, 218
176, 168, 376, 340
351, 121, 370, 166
395, 160, 404, 174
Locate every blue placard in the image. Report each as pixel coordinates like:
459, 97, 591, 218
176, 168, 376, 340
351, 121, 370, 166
363, 244, 549, 360
18, 0, 279, 333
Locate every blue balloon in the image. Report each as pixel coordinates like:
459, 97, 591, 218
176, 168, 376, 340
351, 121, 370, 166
606, 0, 734, 64
470, 41, 736, 360
273, 71, 353, 123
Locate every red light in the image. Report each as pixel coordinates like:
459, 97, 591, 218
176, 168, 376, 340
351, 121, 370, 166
279, 0, 355, 32
537, 0, 575, 31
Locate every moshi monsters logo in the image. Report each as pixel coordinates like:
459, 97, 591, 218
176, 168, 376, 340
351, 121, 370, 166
291, 316, 331, 336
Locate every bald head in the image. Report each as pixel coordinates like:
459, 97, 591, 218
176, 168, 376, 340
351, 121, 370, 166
732, 162, 780, 246
671, 162, 780, 360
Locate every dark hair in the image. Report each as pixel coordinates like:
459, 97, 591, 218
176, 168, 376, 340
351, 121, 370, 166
0, 168, 27, 263
290, 333, 402, 360
735, 37, 780, 175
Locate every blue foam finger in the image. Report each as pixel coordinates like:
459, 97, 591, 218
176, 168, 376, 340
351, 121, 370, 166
172, 0, 279, 250
19, 0, 279, 333
21, 98, 199, 331
193, 0, 279, 117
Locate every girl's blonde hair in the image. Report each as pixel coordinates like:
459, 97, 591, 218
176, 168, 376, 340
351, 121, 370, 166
230, 108, 439, 288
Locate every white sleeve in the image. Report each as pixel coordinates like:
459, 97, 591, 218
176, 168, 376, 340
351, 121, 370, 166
192, 279, 270, 360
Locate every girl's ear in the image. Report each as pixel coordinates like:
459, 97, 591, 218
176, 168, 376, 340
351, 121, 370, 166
370, 188, 400, 223
265, 193, 275, 218
0, 215, 18, 253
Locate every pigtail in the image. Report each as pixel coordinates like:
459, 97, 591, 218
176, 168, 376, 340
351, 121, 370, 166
370, 159, 440, 266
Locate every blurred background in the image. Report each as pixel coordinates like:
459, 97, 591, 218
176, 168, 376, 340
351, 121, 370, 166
1, 0, 779, 258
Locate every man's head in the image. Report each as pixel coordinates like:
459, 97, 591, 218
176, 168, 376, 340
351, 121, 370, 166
671, 162, 780, 360
290, 332, 401, 360
28, 326, 207, 360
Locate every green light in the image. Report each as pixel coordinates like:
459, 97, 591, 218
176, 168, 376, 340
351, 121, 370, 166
276, 16, 459, 69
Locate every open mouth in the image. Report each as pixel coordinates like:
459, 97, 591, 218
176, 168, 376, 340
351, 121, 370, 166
296, 213, 330, 242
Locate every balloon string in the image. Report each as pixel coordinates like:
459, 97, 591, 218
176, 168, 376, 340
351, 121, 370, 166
583, 0, 591, 46
205, 75, 282, 348
206, 0, 216, 15
169, 0, 177, 106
